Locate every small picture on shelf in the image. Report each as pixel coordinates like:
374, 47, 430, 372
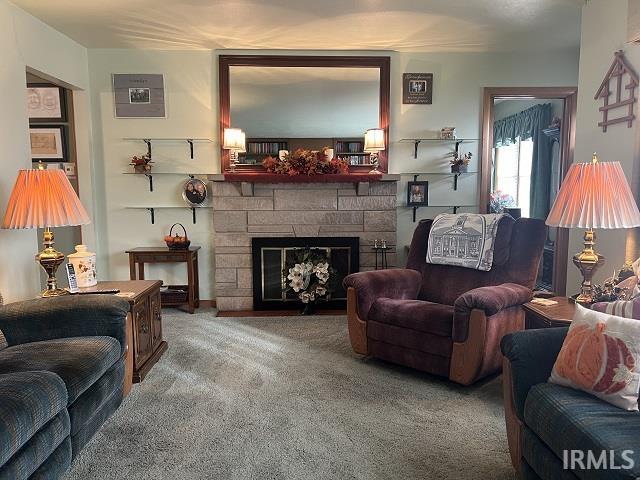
407, 181, 429, 207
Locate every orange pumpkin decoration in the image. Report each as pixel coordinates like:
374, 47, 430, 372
555, 322, 635, 395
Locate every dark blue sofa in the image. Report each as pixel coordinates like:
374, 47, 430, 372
502, 328, 640, 480
0, 295, 129, 480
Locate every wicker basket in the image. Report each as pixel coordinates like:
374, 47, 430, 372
165, 223, 191, 250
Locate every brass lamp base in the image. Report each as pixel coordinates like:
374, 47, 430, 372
36, 227, 69, 297
572, 229, 604, 305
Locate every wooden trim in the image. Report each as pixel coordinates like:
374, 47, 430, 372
481, 86, 577, 296
218, 55, 391, 174
503, 357, 523, 475
199, 299, 216, 309
449, 309, 486, 385
347, 287, 368, 355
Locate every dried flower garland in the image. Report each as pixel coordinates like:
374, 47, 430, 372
263, 148, 349, 176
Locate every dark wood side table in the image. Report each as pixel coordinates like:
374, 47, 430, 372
523, 296, 575, 329
126, 246, 200, 314
78, 280, 167, 396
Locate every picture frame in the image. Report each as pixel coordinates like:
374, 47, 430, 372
403, 73, 433, 104
182, 178, 208, 206
113, 74, 166, 118
407, 181, 429, 206
29, 126, 66, 162
26, 84, 66, 122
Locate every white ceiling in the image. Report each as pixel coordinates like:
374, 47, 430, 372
12, 0, 584, 52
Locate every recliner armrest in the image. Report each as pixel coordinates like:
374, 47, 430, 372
500, 328, 568, 420
453, 283, 532, 342
343, 269, 422, 320
0, 295, 129, 355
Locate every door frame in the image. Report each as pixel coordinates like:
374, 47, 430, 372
480, 86, 578, 296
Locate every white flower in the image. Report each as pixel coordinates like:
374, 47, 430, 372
290, 277, 304, 292
313, 262, 329, 274
300, 292, 311, 303
316, 285, 327, 297
317, 272, 329, 284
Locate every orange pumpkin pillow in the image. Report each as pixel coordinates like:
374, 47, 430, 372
549, 305, 640, 411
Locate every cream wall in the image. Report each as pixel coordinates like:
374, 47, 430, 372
87, 50, 216, 297
569, 0, 640, 293
0, 0, 90, 302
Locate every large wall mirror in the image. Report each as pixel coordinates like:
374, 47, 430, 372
219, 55, 390, 173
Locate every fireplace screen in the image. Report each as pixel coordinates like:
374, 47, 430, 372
252, 237, 359, 310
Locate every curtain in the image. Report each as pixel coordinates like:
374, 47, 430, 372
493, 103, 552, 220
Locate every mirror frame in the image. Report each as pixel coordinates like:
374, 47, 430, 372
219, 55, 390, 173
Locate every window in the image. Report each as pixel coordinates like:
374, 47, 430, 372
493, 137, 533, 217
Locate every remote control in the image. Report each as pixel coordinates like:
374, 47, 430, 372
65, 263, 79, 294
76, 289, 120, 295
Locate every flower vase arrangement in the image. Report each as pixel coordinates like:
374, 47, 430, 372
130, 154, 153, 174
450, 151, 472, 173
263, 147, 349, 176
284, 248, 334, 314
489, 190, 516, 213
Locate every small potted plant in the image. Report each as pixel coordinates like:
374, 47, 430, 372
489, 190, 516, 213
450, 151, 472, 173
130, 154, 153, 174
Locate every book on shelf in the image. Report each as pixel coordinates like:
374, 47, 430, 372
245, 141, 288, 155
335, 140, 364, 154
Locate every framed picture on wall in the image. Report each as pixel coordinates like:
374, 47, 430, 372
403, 73, 433, 104
29, 126, 67, 162
113, 74, 166, 118
26, 85, 66, 122
182, 178, 208, 206
407, 181, 429, 206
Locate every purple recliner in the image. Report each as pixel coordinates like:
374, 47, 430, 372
344, 216, 546, 385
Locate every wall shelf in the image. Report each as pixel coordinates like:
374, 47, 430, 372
124, 138, 213, 160
398, 171, 477, 191
404, 204, 479, 222
125, 205, 212, 224
398, 138, 479, 159
122, 172, 214, 192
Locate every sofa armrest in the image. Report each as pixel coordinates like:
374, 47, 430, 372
500, 327, 568, 420
0, 295, 129, 354
343, 269, 422, 320
453, 283, 532, 342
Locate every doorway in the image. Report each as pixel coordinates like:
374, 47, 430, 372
480, 87, 578, 295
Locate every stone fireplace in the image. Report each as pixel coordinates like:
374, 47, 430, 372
209, 175, 399, 311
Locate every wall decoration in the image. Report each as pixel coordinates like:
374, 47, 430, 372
112, 74, 165, 118
595, 50, 639, 132
407, 181, 429, 207
26, 85, 66, 122
403, 73, 433, 104
182, 178, 208, 206
29, 126, 66, 161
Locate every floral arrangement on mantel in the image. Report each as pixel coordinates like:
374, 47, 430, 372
284, 248, 334, 314
263, 147, 349, 176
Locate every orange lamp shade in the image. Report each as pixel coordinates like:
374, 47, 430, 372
2, 169, 90, 229
546, 160, 640, 229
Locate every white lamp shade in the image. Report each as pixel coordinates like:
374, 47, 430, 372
223, 128, 246, 152
364, 128, 385, 152
546, 159, 640, 229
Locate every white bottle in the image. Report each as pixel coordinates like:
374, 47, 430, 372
67, 245, 97, 287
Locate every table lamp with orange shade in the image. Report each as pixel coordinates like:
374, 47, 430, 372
546, 153, 640, 304
2, 167, 90, 297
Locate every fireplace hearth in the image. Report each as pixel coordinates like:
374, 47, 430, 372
252, 237, 359, 310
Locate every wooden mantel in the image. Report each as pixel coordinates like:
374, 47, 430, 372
210, 173, 400, 184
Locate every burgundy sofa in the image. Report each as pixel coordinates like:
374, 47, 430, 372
344, 216, 546, 385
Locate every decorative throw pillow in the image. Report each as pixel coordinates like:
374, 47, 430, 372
549, 304, 640, 411
426, 213, 506, 271
0, 329, 6, 350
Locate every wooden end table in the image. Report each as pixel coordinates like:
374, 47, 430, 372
126, 246, 200, 314
78, 280, 168, 396
523, 296, 575, 329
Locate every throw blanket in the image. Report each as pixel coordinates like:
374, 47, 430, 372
426, 213, 506, 271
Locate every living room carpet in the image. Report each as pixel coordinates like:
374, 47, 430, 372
64, 310, 515, 480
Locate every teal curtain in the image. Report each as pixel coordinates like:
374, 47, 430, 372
493, 104, 552, 220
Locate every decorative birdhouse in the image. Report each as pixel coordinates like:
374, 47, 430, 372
594, 50, 639, 132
